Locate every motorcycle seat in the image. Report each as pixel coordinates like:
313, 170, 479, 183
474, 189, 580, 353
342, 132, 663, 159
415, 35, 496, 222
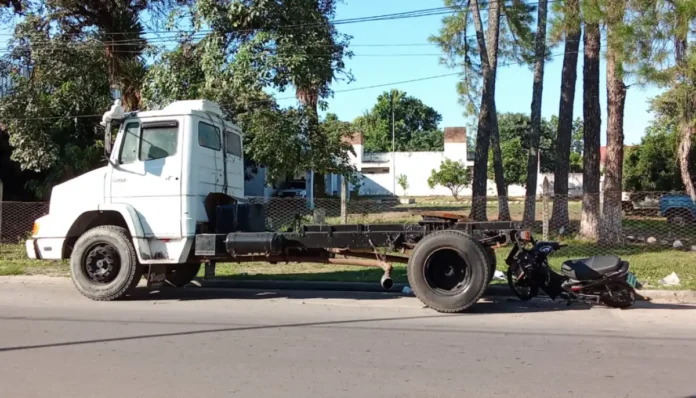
561, 255, 623, 281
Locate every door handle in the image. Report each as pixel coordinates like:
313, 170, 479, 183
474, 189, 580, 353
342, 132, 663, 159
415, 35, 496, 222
166, 176, 179, 181
112, 178, 126, 183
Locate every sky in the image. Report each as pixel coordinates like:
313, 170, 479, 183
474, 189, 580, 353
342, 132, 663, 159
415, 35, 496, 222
273, 0, 664, 146
0, 0, 664, 145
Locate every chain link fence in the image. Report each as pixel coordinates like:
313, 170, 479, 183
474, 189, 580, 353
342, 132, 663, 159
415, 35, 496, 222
0, 201, 49, 244
2, 192, 695, 257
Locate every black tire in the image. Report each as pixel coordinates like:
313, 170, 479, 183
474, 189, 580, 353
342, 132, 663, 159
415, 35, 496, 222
482, 245, 497, 285
600, 281, 636, 309
166, 263, 201, 287
70, 226, 143, 301
506, 267, 538, 301
667, 212, 692, 228
407, 230, 489, 313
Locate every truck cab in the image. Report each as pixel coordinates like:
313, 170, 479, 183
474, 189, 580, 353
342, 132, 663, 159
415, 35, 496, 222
26, 100, 245, 297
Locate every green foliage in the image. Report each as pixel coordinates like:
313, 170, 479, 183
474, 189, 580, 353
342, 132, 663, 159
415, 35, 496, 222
427, 159, 472, 200
489, 113, 583, 188
193, 0, 353, 108
397, 174, 409, 196
0, 16, 112, 198
488, 136, 527, 188
429, 0, 536, 117
623, 97, 696, 192
242, 109, 356, 185
355, 89, 444, 153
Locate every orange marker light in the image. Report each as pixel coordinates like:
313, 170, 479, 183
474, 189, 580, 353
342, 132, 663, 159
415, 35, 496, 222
519, 230, 531, 241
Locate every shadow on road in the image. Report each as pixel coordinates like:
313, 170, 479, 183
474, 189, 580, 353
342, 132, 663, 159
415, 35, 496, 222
2, 297, 695, 354
124, 286, 695, 312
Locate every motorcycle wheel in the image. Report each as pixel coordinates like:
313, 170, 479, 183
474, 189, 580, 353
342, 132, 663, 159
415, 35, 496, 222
506, 267, 538, 301
600, 281, 636, 309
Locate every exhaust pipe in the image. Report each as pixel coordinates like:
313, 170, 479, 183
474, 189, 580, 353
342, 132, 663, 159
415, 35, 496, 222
380, 271, 394, 290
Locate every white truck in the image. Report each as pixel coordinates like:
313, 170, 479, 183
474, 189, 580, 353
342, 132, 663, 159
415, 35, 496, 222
26, 99, 522, 313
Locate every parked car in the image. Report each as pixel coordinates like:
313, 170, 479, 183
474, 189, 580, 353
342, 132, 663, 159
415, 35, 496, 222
659, 194, 696, 226
275, 179, 307, 198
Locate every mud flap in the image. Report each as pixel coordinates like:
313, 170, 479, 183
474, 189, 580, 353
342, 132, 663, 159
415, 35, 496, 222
146, 264, 167, 289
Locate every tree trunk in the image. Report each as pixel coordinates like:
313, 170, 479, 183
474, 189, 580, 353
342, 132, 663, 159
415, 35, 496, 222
549, 0, 581, 232
486, 0, 510, 221
297, 88, 326, 198
580, 20, 602, 240
523, 0, 548, 226
601, 3, 627, 244
676, 38, 696, 200
678, 121, 696, 200
469, 0, 494, 221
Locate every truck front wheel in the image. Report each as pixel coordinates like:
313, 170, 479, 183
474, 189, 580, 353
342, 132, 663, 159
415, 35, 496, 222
70, 226, 143, 301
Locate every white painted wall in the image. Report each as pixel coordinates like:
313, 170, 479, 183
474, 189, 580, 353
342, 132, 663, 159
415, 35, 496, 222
333, 142, 590, 199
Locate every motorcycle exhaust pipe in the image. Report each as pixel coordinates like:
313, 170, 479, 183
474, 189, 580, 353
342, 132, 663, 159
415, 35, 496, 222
380, 272, 394, 290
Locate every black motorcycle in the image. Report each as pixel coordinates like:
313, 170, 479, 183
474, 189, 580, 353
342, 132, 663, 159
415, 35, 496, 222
505, 231, 638, 308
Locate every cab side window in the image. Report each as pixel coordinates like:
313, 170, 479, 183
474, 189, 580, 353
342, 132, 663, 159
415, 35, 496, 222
140, 125, 178, 161
225, 131, 243, 158
119, 122, 140, 164
199, 121, 221, 151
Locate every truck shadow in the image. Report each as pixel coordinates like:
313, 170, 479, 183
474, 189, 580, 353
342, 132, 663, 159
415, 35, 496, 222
125, 286, 695, 312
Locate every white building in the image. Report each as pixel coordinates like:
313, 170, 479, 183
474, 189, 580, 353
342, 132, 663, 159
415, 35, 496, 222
245, 126, 590, 199
335, 127, 475, 197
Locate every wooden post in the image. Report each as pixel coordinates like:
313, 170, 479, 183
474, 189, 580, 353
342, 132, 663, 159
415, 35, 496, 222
542, 176, 551, 241
340, 175, 348, 224
204, 260, 216, 280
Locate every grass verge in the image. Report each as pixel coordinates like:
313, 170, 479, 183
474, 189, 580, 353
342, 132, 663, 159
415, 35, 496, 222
3, 241, 694, 290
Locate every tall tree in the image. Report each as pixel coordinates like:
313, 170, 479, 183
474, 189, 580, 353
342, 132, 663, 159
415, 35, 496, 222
431, 0, 534, 220
632, 0, 696, 201
523, 0, 549, 224
601, 0, 628, 243
549, 0, 581, 230
354, 89, 444, 153
45, 0, 155, 110
469, 0, 496, 220
580, 0, 602, 239
0, 16, 112, 198
486, 0, 511, 220
142, 39, 355, 184
195, 0, 352, 198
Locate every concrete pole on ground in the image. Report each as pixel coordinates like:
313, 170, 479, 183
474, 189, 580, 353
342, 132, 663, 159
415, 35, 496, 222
341, 175, 348, 224
542, 176, 551, 241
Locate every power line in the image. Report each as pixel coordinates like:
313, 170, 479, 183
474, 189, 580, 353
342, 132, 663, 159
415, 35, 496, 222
0, 0, 560, 48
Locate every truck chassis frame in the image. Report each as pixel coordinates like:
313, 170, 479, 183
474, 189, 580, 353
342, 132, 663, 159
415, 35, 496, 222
184, 215, 522, 312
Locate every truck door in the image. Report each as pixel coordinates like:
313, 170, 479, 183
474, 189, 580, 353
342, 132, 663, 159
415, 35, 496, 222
108, 119, 183, 238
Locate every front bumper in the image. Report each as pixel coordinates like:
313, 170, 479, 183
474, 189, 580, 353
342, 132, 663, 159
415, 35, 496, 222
25, 239, 39, 260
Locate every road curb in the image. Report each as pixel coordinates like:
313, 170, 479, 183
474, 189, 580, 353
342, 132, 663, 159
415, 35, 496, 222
1, 276, 694, 303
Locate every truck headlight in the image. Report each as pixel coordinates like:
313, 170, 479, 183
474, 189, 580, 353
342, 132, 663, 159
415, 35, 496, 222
32, 222, 40, 237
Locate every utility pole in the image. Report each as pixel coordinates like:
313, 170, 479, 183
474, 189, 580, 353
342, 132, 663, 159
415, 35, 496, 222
391, 91, 396, 196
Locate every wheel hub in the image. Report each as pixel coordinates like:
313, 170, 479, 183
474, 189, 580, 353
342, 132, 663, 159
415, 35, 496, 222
84, 244, 120, 284
424, 248, 470, 293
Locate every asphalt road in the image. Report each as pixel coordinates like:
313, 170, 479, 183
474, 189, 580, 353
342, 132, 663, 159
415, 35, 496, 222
0, 280, 695, 398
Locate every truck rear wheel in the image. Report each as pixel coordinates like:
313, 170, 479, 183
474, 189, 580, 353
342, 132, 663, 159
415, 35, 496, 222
70, 226, 143, 301
407, 231, 489, 313
166, 263, 201, 287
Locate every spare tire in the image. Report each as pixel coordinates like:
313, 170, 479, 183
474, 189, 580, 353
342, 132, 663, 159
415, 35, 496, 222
407, 230, 489, 313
